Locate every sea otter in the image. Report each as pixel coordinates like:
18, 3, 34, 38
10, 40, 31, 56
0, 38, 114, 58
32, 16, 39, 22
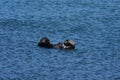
38, 37, 75, 49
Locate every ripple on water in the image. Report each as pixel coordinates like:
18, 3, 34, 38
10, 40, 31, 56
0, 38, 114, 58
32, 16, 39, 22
0, 0, 120, 80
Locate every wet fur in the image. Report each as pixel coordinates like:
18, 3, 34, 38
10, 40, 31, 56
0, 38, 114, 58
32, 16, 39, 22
38, 37, 75, 49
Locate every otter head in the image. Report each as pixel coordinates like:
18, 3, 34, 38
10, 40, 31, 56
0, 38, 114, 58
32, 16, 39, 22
38, 37, 53, 48
40, 37, 50, 44
64, 40, 75, 49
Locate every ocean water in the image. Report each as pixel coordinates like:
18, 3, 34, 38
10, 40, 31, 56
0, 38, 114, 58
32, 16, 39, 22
0, 0, 120, 80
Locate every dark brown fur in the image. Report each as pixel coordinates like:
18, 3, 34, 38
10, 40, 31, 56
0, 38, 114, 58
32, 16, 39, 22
38, 37, 75, 49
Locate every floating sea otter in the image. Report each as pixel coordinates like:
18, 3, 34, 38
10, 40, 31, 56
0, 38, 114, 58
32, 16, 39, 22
38, 37, 75, 49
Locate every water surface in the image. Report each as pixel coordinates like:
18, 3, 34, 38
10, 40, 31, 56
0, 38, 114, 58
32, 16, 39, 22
0, 0, 120, 80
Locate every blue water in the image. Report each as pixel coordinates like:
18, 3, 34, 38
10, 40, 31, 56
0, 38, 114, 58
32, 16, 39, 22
0, 0, 120, 80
